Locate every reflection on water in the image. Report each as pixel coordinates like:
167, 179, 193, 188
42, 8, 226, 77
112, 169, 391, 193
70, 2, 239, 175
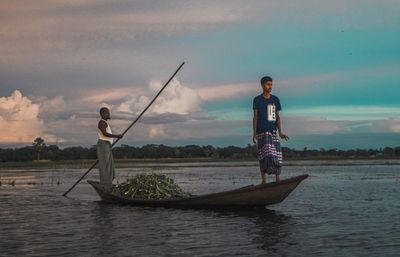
1, 163, 400, 256
90, 204, 120, 256
212, 208, 293, 252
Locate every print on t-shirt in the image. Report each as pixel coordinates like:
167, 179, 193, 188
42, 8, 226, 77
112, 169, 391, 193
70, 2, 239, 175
267, 104, 276, 121
253, 94, 281, 133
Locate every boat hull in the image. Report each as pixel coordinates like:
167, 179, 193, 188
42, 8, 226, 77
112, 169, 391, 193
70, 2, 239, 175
88, 174, 308, 209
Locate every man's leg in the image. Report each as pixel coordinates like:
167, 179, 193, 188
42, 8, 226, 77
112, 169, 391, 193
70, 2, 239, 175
261, 171, 267, 184
97, 141, 107, 187
275, 174, 280, 183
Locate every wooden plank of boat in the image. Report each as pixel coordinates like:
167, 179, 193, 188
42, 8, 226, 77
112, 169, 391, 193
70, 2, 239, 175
87, 174, 308, 208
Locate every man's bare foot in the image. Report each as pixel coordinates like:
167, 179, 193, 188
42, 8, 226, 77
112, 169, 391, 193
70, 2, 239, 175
261, 180, 266, 184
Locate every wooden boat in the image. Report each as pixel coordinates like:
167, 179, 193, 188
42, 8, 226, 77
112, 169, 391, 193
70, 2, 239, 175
87, 174, 308, 209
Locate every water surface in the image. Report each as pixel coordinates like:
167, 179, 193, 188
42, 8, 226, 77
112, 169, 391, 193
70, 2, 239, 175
1, 162, 399, 256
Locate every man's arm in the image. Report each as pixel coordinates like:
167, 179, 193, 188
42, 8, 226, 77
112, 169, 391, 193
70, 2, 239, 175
276, 111, 289, 141
253, 109, 258, 144
98, 120, 123, 139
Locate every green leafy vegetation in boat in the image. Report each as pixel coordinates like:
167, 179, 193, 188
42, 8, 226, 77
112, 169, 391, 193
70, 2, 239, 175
116, 173, 192, 200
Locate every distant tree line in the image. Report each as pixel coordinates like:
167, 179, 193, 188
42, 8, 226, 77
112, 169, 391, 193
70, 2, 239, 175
1, 140, 400, 162
0, 144, 257, 162
282, 147, 400, 159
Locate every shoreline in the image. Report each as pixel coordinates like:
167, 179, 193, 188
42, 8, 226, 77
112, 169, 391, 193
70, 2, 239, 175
1, 158, 400, 170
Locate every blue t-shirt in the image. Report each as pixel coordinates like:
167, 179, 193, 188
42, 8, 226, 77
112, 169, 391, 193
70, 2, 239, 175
253, 94, 282, 133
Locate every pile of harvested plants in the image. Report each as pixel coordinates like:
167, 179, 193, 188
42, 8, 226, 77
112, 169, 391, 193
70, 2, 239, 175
116, 173, 192, 200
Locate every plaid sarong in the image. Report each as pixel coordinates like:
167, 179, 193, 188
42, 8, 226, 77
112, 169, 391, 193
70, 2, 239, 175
256, 130, 282, 175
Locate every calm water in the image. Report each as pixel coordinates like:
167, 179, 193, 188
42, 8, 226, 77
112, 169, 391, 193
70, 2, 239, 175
1, 162, 399, 257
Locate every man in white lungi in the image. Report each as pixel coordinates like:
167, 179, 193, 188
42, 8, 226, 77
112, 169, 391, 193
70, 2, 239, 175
97, 107, 123, 190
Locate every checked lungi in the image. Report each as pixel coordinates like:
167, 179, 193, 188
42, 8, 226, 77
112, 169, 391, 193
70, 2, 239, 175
256, 130, 282, 175
97, 139, 115, 190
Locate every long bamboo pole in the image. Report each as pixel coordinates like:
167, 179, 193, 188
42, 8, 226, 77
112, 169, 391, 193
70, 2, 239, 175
62, 62, 185, 196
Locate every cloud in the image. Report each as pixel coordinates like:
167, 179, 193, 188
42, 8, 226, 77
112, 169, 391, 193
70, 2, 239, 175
82, 86, 147, 103
115, 78, 202, 116
198, 83, 258, 102
3, 0, 396, 66
282, 116, 348, 135
197, 64, 400, 102
2, 75, 399, 147
122, 118, 251, 143
0, 90, 61, 143
0, 78, 215, 145
0, 90, 39, 121
148, 126, 167, 139
1, 0, 398, 102
139, 113, 192, 124
385, 118, 400, 133
368, 118, 400, 133
35, 95, 67, 120
284, 105, 400, 121
42, 116, 97, 145
0, 0, 267, 55
284, 132, 400, 150
0, 1, 272, 97
282, 105, 400, 135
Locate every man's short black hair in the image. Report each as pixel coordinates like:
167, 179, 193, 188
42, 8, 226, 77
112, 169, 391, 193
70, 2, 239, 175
260, 76, 273, 85
100, 107, 109, 115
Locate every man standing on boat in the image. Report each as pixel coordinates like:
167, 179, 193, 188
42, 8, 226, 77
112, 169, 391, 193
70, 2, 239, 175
97, 107, 123, 190
253, 76, 289, 184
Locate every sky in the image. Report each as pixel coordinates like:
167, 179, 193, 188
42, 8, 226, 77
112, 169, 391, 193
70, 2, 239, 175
0, 0, 399, 149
